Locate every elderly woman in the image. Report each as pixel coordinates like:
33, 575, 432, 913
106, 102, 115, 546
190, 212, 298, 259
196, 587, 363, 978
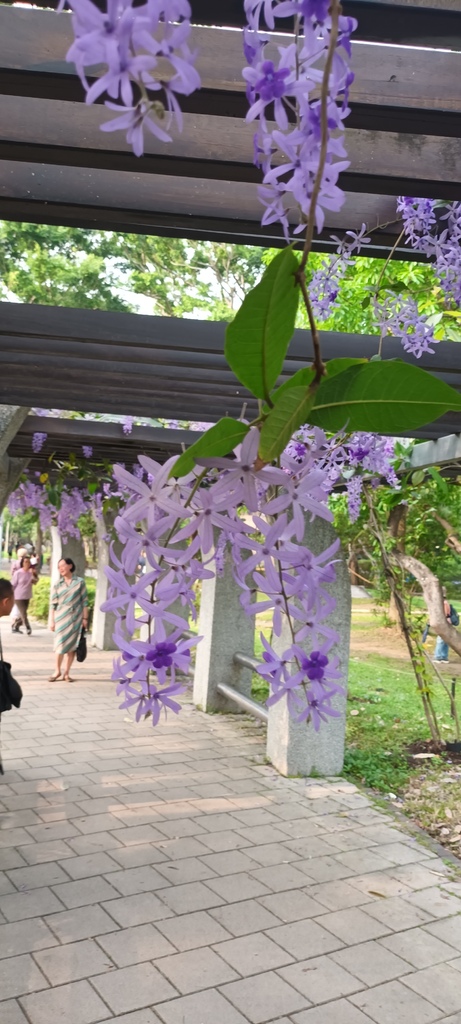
11, 555, 38, 635
49, 558, 88, 682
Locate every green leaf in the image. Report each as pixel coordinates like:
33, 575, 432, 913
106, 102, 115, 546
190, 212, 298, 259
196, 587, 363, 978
411, 470, 425, 486
309, 361, 461, 433
259, 386, 315, 462
225, 247, 299, 401
324, 357, 367, 379
87, 480, 98, 495
170, 418, 250, 479
264, 368, 315, 412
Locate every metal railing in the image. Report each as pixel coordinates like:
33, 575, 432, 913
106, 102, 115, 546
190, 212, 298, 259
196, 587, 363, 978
185, 632, 268, 724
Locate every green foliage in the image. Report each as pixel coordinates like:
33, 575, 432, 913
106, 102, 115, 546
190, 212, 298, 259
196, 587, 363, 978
310, 361, 461, 433
171, 418, 249, 479
225, 248, 300, 401
0, 222, 266, 321
29, 576, 96, 623
343, 655, 457, 792
259, 384, 315, 461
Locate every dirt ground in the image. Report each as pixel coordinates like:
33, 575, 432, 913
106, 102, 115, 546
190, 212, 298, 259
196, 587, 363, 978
350, 602, 461, 673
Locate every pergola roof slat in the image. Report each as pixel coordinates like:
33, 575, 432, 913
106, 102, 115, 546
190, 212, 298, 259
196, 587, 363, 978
1, 303, 461, 439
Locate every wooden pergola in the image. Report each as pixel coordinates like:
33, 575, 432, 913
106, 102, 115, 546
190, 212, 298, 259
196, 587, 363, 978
0, 0, 461, 441
1, 0, 460, 254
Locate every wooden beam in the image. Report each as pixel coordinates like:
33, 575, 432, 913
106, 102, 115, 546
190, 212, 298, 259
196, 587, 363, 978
0, 161, 413, 256
1, 96, 460, 199
1, 0, 460, 48
1, 7, 460, 125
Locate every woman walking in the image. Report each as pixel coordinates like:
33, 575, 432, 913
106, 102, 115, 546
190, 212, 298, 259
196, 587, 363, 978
49, 558, 88, 682
11, 556, 38, 635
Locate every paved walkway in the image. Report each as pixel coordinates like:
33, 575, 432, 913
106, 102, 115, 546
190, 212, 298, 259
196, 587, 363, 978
1, 623, 461, 1024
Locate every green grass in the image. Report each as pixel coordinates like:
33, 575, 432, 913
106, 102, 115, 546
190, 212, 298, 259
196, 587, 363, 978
251, 641, 461, 793
344, 654, 458, 792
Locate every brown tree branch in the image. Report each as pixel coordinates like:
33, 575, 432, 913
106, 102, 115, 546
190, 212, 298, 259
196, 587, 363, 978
393, 552, 461, 657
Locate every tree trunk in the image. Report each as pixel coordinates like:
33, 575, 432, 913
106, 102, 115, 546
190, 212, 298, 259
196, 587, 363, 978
348, 546, 361, 587
432, 512, 461, 555
387, 504, 407, 623
393, 552, 461, 658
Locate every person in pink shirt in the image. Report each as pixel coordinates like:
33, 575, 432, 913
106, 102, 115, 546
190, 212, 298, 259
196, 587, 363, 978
11, 556, 38, 636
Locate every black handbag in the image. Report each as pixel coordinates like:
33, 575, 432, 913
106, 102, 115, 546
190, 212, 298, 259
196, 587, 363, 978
76, 629, 87, 664
0, 635, 23, 712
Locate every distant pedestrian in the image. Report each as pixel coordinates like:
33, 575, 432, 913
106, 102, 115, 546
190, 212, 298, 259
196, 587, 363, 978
49, 558, 88, 683
11, 556, 38, 636
434, 587, 452, 664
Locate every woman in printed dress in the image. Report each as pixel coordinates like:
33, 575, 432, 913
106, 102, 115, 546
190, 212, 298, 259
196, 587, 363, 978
49, 558, 88, 682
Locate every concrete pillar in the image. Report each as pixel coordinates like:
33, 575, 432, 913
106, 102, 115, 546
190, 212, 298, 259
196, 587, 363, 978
0, 406, 30, 513
266, 517, 351, 778
0, 406, 30, 455
193, 545, 255, 713
91, 513, 122, 651
0, 455, 30, 513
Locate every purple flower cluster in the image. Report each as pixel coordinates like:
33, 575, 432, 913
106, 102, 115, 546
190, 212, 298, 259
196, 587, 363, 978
374, 293, 439, 360
60, 0, 201, 156
32, 432, 47, 454
397, 196, 461, 327
243, 0, 356, 236
308, 223, 370, 320
107, 427, 344, 729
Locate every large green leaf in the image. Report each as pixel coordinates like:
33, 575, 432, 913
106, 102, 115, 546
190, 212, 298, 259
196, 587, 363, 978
309, 360, 461, 433
259, 386, 315, 462
324, 357, 367, 379
169, 418, 249, 479
264, 367, 315, 412
225, 248, 300, 401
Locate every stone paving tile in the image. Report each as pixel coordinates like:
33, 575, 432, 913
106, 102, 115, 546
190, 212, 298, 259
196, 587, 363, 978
0, 918, 58, 958
308, 879, 373, 911
235, 825, 290, 845
195, 830, 253, 853
67, 832, 124, 856
364, 895, 435, 932
332, 940, 414, 986
279, 955, 364, 1004
96, 922, 176, 966
316, 907, 392, 944
99, 1012, 163, 1024
299, 855, 355, 882
350, 980, 442, 1024
155, 988, 249, 1024
266, 918, 344, 959
209, 899, 281, 937
155, 857, 218, 886
34, 937, 116, 985
158, 880, 226, 914
220, 971, 308, 1023
107, 866, 174, 894
155, 837, 213, 859
388, 862, 449, 891
0, 953, 49, 1001
241, 842, 299, 867
379, 927, 459, 969
248, 864, 315, 893
204, 872, 270, 903
0, 999, 30, 1024
102, 892, 174, 926
334, 850, 397, 875
58, 852, 120, 879
404, 886, 461, 919
157, 910, 232, 950
376, 842, 432, 866
258, 890, 326, 923
213, 932, 294, 976
402, 963, 461, 1015
19, 978, 109, 1024
346, 871, 411, 899
154, 946, 238, 993
108, 845, 169, 869
51, 876, 120, 909
424, 917, 461, 953
44, 904, 119, 943
0, 885, 66, 922
92, 962, 177, 1014
292, 998, 376, 1023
